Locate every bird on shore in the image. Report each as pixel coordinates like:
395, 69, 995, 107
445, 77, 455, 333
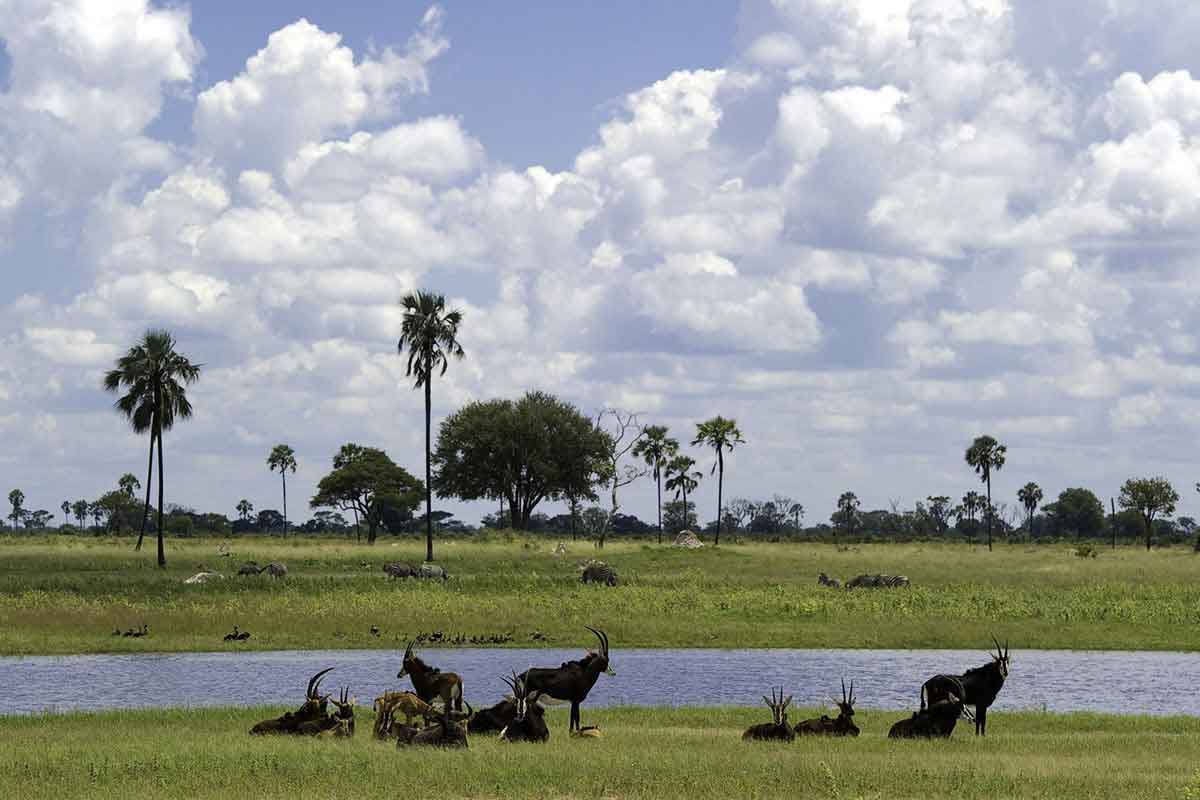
370, 626, 380, 637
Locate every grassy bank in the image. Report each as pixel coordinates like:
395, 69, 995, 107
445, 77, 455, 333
1, 705, 1197, 799
1, 535, 1198, 654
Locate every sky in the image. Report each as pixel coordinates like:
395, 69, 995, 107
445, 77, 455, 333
2, 0, 1200, 528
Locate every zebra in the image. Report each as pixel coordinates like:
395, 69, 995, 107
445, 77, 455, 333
384, 562, 416, 579
817, 572, 842, 589
845, 573, 909, 589
579, 560, 618, 586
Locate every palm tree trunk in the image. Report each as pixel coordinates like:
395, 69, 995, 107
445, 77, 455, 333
281, 471, 288, 538
135, 431, 155, 551
424, 378, 433, 562
156, 420, 166, 568
985, 473, 993, 552
715, 449, 724, 546
656, 468, 663, 545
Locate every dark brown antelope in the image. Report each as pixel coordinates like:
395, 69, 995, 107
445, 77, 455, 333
889, 692, 973, 739
794, 679, 859, 737
321, 687, 356, 737
920, 636, 1009, 735
397, 641, 464, 711
519, 626, 613, 733
498, 671, 549, 743
743, 687, 795, 742
249, 667, 333, 735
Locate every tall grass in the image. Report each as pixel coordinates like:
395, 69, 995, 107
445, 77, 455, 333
1, 535, 1198, 654
0, 705, 1196, 799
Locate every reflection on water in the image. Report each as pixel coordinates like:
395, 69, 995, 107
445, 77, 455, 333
3, 648, 1193, 716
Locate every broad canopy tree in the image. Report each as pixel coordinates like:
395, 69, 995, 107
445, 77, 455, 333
433, 391, 613, 530
310, 444, 423, 545
1119, 476, 1180, 551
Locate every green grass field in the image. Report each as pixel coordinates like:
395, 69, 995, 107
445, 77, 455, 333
1, 706, 1196, 799
1, 535, 1198, 654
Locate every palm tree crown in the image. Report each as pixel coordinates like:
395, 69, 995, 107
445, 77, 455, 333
398, 290, 464, 562
692, 416, 744, 546
632, 425, 679, 544
268, 444, 298, 537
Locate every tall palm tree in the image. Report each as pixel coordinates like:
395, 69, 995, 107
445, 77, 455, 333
965, 434, 1007, 551
103, 330, 201, 567
267, 444, 298, 537
236, 499, 253, 523
118, 474, 141, 499
664, 454, 701, 535
398, 290, 464, 562
1017, 482, 1043, 536
632, 425, 679, 545
8, 489, 24, 530
60, 501, 70, 530
692, 416, 744, 546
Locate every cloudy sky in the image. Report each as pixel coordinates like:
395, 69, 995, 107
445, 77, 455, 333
2, 0, 1200, 528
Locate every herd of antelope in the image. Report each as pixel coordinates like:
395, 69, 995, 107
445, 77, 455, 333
247, 628, 1009, 747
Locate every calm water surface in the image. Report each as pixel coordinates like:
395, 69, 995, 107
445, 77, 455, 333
3, 648, 1193, 716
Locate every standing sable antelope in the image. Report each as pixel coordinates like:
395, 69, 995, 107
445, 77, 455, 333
743, 687, 795, 742
397, 641, 464, 711
889, 692, 973, 739
920, 637, 1009, 736
519, 626, 613, 734
250, 667, 333, 735
794, 679, 859, 737
498, 671, 549, 743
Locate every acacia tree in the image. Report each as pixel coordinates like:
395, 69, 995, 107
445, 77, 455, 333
632, 424, 678, 545
693, 416, 744, 546
267, 444, 298, 537
664, 455, 701, 535
103, 329, 201, 567
398, 290, 465, 563
434, 392, 612, 530
1119, 476, 1180, 551
1017, 482, 1043, 535
965, 435, 1007, 551
925, 495, 952, 535
310, 444, 423, 545
8, 489, 24, 530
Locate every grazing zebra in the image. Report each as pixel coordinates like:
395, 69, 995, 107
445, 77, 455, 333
580, 560, 618, 586
817, 572, 842, 589
237, 562, 261, 576
416, 563, 449, 581
845, 573, 909, 589
383, 562, 415, 579
260, 562, 287, 579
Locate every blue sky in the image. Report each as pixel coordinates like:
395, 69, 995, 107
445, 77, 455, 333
2, 0, 1200, 530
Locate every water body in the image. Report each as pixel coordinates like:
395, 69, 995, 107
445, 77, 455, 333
4, 648, 1192, 716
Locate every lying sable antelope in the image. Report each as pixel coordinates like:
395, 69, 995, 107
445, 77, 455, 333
519, 626, 613, 734
249, 667, 333, 735
395, 700, 474, 748
920, 636, 1009, 736
743, 687, 795, 742
889, 692, 973, 739
321, 687, 356, 737
794, 679, 859, 737
398, 641, 465, 711
498, 671, 549, 743
373, 691, 437, 739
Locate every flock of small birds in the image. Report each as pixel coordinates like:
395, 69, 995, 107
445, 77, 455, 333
108, 623, 549, 645
111, 623, 149, 638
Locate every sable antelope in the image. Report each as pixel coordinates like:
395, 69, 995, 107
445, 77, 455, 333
519, 626, 614, 733
397, 641, 464, 711
399, 700, 473, 748
249, 667, 333, 735
498, 671, 549, 743
794, 679, 859, 737
467, 695, 518, 734
320, 687, 356, 737
743, 687, 795, 742
889, 693, 974, 739
920, 637, 1009, 736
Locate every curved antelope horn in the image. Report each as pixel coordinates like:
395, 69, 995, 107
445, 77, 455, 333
782, 694, 793, 710
849, 680, 855, 705
306, 667, 334, 699
1004, 640, 1010, 660
584, 626, 606, 655
991, 634, 1003, 658
841, 678, 847, 704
